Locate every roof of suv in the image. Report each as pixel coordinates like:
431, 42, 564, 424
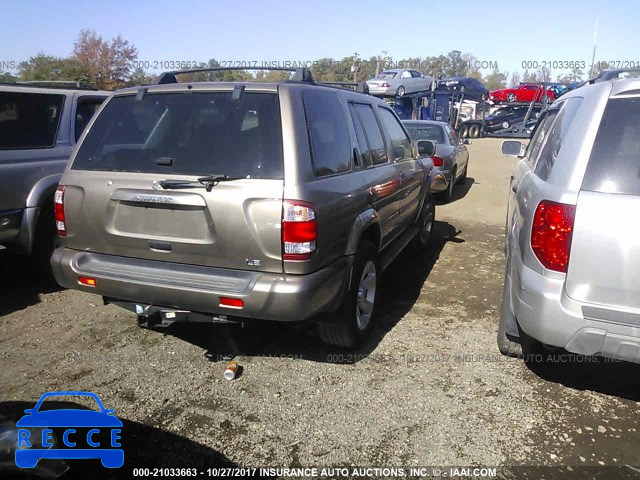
0, 84, 111, 96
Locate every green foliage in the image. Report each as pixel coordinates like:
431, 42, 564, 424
18, 54, 90, 83
484, 69, 507, 91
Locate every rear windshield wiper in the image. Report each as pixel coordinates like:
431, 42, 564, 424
159, 175, 236, 192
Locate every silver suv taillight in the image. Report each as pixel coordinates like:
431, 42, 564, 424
54, 185, 66, 236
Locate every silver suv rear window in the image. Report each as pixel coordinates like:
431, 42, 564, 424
583, 97, 640, 195
72, 91, 284, 179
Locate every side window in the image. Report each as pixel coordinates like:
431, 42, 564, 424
75, 97, 106, 142
525, 110, 558, 167
445, 124, 460, 145
378, 107, 412, 161
302, 90, 351, 177
533, 98, 583, 180
401, 71, 412, 79
410, 70, 422, 78
583, 97, 640, 195
349, 104, 372, 166
0, 92, 64, 149
353, 103, 388, 165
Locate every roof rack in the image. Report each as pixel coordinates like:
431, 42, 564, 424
318, 81, 369, 94
1, 80, 98, 90
156, 67, 315, 85
583, 68, 640, 86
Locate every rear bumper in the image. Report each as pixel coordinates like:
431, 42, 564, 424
51, 248, 352, 322
510, 252, 640, 363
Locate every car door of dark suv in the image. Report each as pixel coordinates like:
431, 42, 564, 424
348, 102, 403, 248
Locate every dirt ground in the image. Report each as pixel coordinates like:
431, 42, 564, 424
1, 138, 640, 479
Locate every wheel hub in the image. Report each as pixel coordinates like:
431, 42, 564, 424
356, 261, 377, 330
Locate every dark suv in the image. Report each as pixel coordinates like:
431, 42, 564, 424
50, 68, 440, 348
0, 82, 110, 276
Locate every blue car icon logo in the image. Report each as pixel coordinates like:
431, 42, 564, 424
15, 391, 123, 469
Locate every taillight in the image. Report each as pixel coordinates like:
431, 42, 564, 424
531, 200, 575, 273
432, 155, 444, 167
54, 185, 66, 237
382, 82, 390, 88
282, 201, 317, 260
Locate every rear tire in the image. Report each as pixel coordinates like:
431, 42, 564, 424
458, 125, 469, 138
396, 86, 405, 97
411, 193, 436, 251
317, 241, 379, 349
456, 165, 468, 185
468, 124, 480, 138
506, 93, 516, 103
437, 168, 455, 203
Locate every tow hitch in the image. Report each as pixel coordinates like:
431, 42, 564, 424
102, 298, 245, 328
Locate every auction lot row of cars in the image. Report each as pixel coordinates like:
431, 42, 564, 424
2, 67, 640, 367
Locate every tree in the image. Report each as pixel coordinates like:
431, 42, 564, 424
130, 67, 156, 85
0, 70, 17, 82
18, 53, 89, 83
509, 72, 521, 87
522, 69, 538, 83
73, 29, 138, 89
484, 68, 507, 91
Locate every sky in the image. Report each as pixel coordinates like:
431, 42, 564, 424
1, 0, 639, 79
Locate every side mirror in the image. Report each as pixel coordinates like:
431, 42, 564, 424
23, 409, 34, 415
104, 409, 116, 415
417, 140, 436, 156
501, 140, 525, 157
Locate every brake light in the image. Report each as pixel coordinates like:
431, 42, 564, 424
54, 185, 66, 237
282, 201, 317, 260
531, 200, 575, 273
382, 82, 390, 88
432, 155, 444, 167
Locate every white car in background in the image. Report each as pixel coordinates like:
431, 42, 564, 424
366, 69, 433, 97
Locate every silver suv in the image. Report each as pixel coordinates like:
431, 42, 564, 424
50, 68, 441, 348
0, 83, 109, 277
498, 71, 640, 364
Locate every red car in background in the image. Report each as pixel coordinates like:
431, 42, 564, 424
489, 84, 554, 103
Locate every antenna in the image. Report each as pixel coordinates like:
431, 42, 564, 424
589, 17, 599, 78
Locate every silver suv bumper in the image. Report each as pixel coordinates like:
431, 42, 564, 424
51, 248, 352, 322
510, 253, 640, 363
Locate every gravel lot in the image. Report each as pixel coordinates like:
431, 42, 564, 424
1, 138, 640, 479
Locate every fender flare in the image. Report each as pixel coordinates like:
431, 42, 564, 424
15, 174, 62, 254
345, 209, 381, 256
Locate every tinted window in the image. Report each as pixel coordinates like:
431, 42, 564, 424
533, 98, 582, 180
378, 71, 397, 79
0, 92, 64, 149
526, 110, 558, 167
405, 124, 445, 144
410, 70, 422, 78
72, 92, 283, 179
349, 104, 372, 166
378, 108, 412, 161
75, 97, 106, 142
303, 90, 351, 176
353, 103, 387, 165
583, 97, 640, 195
